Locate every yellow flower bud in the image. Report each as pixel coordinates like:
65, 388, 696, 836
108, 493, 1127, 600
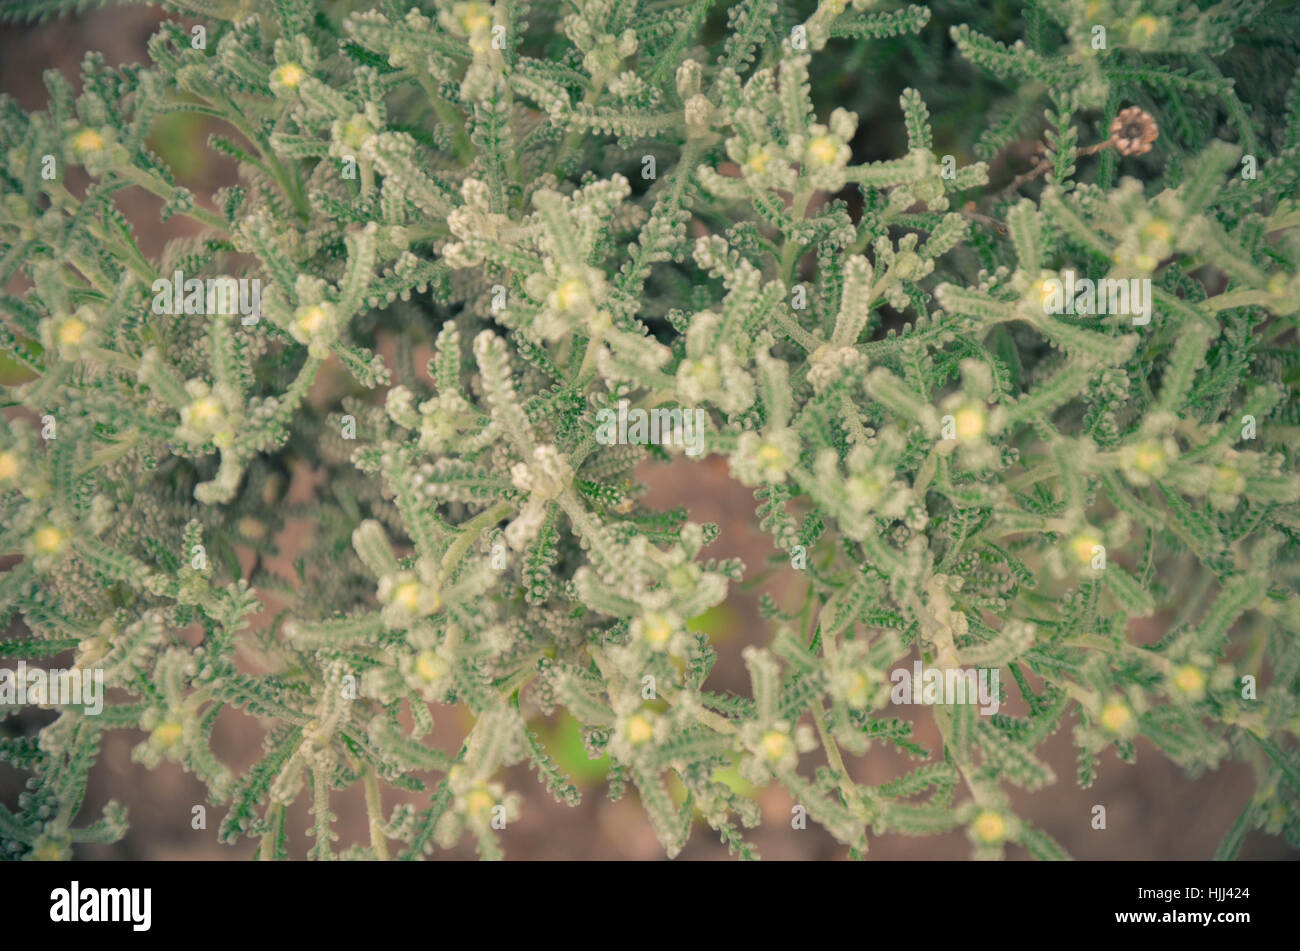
1173, 665, 1206, 698
340, 114, 375, 150
153, 720, 184, 748
1131, 15, 1159, 39
1100, 699, 1133, 734
293, 304, 329, 337
189, 396, 223, 426
272, 63, 305, 89
1212, 464, 1245, 496
33, 526, 66, 554
971, 810, 1005, 844
395, 580, 423, 614
761, 730, 792, 762
640, 613, 673, 647
845, 671, 871, 707
465, 786, 495, 819
626, 714, 655, 745
415, 649, 448, 683
459, 2, 493, 33
953, 406, 986, 440
1036, 278, 1057, 307
57, 317, 88, 347
554, 278, 590, 313
1132, 440, 1167, 475
805, 136, 840, 168
72, 129, 104, 157
1070, 532, 1102, 567
1142, 220, 1172, 244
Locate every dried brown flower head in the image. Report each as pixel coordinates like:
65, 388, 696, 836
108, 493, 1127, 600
1109, 107, 1159, 156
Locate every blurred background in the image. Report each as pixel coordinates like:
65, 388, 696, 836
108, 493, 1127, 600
1, 4, 1296, 860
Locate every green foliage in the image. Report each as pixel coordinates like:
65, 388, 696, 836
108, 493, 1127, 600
1, 0, 1299, 861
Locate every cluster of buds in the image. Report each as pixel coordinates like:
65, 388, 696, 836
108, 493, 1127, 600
41, 306, 100, 362
524, 263, 610, 342
377, 558, 443, 629
738, 718, 817, 783
731, 429, 802, 486
936, 359, 1005, 470
176, 380, 242, 450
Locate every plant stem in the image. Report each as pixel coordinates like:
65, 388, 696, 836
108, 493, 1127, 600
115, 165, 228, 231
441, 500, 515, 576
258, 802, 283, 860
361, 762, 391, 860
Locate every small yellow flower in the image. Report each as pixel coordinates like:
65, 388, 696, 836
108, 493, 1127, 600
0, 451, 19, 482
414, 649, 449, 683
971, 810, 1005, 844
1173, 665, 1206, 699
153, 720, 184, 748
57, 317, 88, 347
237, 517, 266, 540
189, 396, 224, 427
761, 730, 792, 762
340, 114, 375, 150
395, 580, 423, 614
1132, 440, 1167, 475
640, 612, 674, 647
805, 136, 840, 168
625, 714, 655, 745
293, 304, 329, 337
1142, 220, 1172, 244
458, 2, 493, 34
952, 406, 986, 440
1100, 699, 1133, 735
757, 443, 786, 466
1036, 278, 1058, 307
745, 150, 772, 175
33, 526, 66, 555
844, 670, 872, 708
679, 355, 721, 393
383, 570, 441, 622
1131, 15, 1159, 39
1070, 532, 1102, 568
465, 786, 495, 820
1212, 464, 1246, 496
272, 63, 305, 89
71, 128, 104, 156
554, 278, 590, 313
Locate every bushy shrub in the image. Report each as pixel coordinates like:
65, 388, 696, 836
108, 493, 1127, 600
1, 0, 1299, 860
